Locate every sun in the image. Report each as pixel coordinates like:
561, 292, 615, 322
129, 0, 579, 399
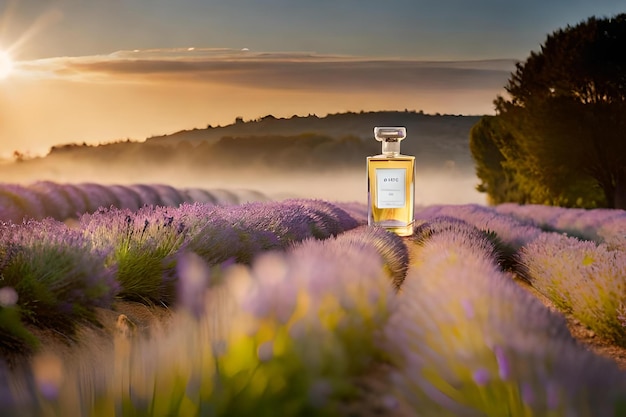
0, 51, 14, 79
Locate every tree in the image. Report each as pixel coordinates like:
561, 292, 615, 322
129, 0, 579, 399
473, 13, 626, 208
470, 117, 526, 204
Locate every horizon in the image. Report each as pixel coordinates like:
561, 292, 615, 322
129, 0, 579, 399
4, 108, 484, 160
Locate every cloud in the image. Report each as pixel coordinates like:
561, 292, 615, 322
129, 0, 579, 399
17, 48, 516, 93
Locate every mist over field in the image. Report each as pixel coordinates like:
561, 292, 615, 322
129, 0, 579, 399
0, 160, 485, 206
0, 111, 486, 205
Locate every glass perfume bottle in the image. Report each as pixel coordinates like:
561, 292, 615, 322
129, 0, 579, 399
367, 126, 415, 236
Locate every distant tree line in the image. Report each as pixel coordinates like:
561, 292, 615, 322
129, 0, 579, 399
34, 110, 477, 175
46, 133, 380, 171
470, 13, 626, 209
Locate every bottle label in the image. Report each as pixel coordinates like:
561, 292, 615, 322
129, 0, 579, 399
376, 168, 406, 208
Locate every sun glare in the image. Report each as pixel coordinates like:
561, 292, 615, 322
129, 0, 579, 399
0, 51, 13, 79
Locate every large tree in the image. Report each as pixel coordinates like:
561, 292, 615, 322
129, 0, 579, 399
473, 13, 626, 208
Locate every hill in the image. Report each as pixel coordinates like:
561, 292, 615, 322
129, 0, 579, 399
41, 111, 480, 169
146, 110, 480, 164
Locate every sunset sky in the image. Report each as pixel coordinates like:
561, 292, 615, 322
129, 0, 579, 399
0, 0, 623, 158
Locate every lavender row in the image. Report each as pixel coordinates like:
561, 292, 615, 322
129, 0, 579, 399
0, 181, 269, 223
412, 206, 626, 350
1, 225, 399, 416
0, 219, 117, 356
387, 217, 626, 415
0, 199, 361, 354
327, 225, 409, 289
415, 204, 543, 254
496, 203, 626, 249
519, 232, 626, 346
80, 199, 361, 303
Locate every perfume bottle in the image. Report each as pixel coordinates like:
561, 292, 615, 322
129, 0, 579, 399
367, 126, 415, 236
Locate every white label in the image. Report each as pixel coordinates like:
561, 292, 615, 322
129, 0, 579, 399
376, 168, 406, 208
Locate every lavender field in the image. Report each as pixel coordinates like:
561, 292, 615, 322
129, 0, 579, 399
1, 181, 626, 416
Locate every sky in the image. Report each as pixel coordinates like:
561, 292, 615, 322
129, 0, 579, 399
0, 0, 624, 158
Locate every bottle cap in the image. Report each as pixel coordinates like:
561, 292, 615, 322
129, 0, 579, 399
374, 127, 406, 142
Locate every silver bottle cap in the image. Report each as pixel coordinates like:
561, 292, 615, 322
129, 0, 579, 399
374, 127, 406, 142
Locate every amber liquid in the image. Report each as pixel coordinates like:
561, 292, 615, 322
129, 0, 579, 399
367, 155, 415, 236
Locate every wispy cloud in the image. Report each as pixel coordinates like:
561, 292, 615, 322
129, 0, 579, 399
17, 48, 516, 92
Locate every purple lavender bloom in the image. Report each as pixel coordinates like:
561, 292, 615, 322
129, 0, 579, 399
183, 205, 250, 264
180, 188, 218, 205
460, 298, 474, 320
333, 201, 368, 225
495, 203, 565, 230
32, 353, 64, 401
493, 345, 510, 380
521, 382, 535, 406
28, 181, 75, 221
107, 185, 143, 211
149, 184, 186, 207
76, 183, 119, 213
0, 218, 117, 332
545, 381, 560, 410
519, 232, 626, 344
80, 205, 186, 304
182, 199, 360, 265
204, 188, 240, 205
128, 184, 162, 207
416, 204, 543, 250
472, 368, 490, 386
176, 251, 211, 319
286, 198, 360, 237
58, 183, 89, 217
0, 193, 24, 224
332, 225, 409, 288
0, 184, 46, 221
382, 213, 626, 415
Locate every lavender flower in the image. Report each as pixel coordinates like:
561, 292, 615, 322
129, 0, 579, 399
176, 251, 211, 319
0, 218, 117, 333
58, 183, 89, 217
180, 188, 219, 204
0, 184, 46, 222
332, 225, 409, 288
149, 184, 186, 207
28, 181, 75, 220
0, 193, 24, 224
75, 182, 119, 213
80, 205, 186, 304
520, 232, 626, 345
203, 188, 240, 205
107, 185, 143, 211
128, 184, 162, 207
472, 368, 491, 386
416, 203, 543, 251
383, 220, 626, 415
333, 201, 368, 225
